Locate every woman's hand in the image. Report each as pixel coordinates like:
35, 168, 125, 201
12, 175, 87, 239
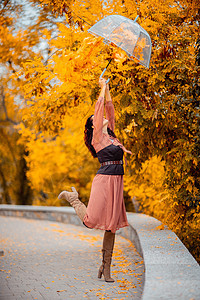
105, 80, 112, 102
106, 81, 109, 91
99, 78, 107, 89
126, 150, 133, 155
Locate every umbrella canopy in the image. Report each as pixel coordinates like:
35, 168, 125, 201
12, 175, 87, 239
88, 15, 152, 68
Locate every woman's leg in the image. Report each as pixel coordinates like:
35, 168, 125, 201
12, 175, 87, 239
58, 187, 86, 222
98, 230, 115, 282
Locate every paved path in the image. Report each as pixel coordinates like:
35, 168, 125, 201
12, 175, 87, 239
0, 216, 144, 300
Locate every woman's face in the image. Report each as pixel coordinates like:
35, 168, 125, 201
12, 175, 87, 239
90, 115, 108, 127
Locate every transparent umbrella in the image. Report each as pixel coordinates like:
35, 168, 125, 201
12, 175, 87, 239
88, 15, 152, 78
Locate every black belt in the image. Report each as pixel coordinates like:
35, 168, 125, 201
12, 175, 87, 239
100, 160, 123, 167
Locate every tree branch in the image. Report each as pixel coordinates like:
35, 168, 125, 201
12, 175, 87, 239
0, 86, 18, 125
0, 0, 10, 10
0, 162, 12, 204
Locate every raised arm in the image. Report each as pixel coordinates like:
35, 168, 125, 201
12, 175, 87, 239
105, 83, 115, 132
92, 78, 106, 143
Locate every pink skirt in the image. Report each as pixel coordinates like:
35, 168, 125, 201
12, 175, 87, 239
83, 174, 129, 233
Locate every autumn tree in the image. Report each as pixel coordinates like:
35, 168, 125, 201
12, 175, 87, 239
0, 0, 66, 204
5, 0, 200, 261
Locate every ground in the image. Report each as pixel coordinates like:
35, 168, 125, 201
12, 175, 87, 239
0, 216, 144, 300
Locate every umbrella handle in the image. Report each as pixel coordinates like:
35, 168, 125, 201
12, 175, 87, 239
100, 69, 110, 84
99, 69, 110, 83
100, 68, 107, 78
100, 70, 110, 84
100, 58, 112, 78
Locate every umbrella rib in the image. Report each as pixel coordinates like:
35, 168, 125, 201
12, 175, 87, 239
88, 15, 152, 69
107, 18, 140, 58
107, 19, 127, 44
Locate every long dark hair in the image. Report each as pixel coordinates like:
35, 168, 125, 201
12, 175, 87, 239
84, 115, 116, 158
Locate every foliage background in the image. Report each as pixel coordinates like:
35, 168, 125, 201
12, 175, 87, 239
0, 0, 199, 262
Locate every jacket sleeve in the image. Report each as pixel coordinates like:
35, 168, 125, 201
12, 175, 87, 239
92, 96, 104, 143
105, 101, 115, 132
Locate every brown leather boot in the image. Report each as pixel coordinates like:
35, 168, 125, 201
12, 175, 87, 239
98, 231, 115, 282
58, 187, 86, 222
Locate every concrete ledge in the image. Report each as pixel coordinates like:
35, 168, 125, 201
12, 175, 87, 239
0, 204, 200, 300
125, 213, 200, 300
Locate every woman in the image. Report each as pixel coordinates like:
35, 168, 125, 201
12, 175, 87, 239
58, 78, 132, 283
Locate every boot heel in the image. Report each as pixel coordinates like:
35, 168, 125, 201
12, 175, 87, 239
98, 266, 103, 279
